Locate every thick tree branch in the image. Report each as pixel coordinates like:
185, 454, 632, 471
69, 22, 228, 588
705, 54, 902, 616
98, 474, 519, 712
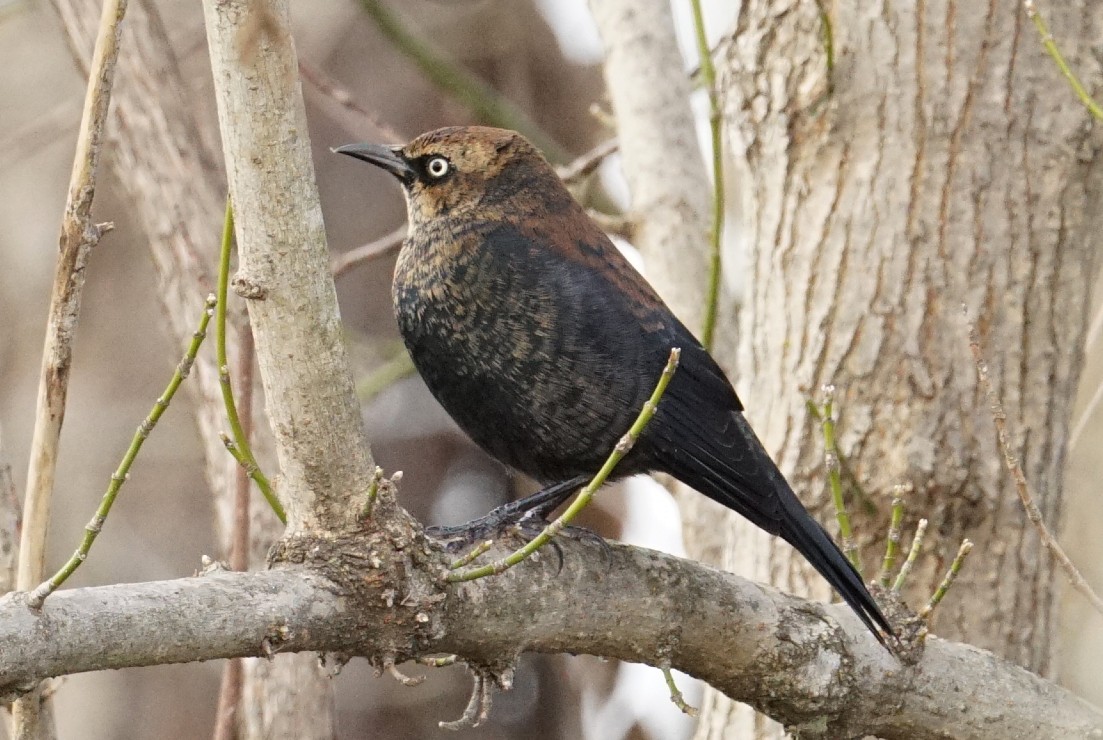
1, 534, 1099, 740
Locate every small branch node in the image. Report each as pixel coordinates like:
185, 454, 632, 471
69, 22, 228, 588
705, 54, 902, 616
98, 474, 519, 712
660, 664, 698, 717
384, 656, 425, 687
920, 539, 974, 619
893, 518, 928, 592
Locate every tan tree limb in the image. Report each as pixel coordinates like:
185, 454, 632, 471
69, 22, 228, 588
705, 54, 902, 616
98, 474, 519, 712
212, 324, 257, 740
0, 537, 1099, 739
556, 137, 619, 185
201, 0, 374, 533
0, 431, 17, 597
14, 1, 128, 736
588, 0, 712, 332
18, 0, 125, 602
298, 59, 405, 145
330, 224, 407, 279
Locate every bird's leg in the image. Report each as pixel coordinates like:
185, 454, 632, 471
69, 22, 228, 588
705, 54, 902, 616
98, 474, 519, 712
428, 475, 591, 550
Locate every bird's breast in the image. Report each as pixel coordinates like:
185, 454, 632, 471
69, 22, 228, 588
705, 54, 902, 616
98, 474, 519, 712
390, 225, 648, 481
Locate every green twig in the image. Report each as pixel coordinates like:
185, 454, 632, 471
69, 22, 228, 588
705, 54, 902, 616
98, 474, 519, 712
448, 348, 681, 583
661, 664, 698, 717
30, 295, 218, 605
892, 518, 928, 592
919, 539, 974, 619
689, 0, 725, 351
449, 540, 494, 570
805, 400, 875, 515
1024, 1, 1103, 120
217, 201, 285, 523
418, 655, 458, 668
359, 0, 569, 163
357, 350, 417, 404
817, 387, 860, 573
814, 0, 835, 81
878, 492, 906, 588
363, 466, 385, 518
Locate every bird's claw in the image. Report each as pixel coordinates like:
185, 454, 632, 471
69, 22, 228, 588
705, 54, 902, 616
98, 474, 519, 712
427, 508, 608, 574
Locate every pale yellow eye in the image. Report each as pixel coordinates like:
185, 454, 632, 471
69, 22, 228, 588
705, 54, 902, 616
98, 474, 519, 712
426, 156, 451, 178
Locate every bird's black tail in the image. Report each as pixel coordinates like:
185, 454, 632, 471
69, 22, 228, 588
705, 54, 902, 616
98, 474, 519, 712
647, 407, 895, 650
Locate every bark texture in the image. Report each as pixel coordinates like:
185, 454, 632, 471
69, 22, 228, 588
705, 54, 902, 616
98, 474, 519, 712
202, 0, 374, 535
689, 1, 1103, 736
2, 535, 1101, 740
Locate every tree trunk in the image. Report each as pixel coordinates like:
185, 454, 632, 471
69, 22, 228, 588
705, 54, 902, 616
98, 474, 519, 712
689, 2, 1103, 736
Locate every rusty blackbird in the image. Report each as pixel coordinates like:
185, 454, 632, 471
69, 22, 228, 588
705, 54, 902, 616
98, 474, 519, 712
336, 126, 894, 648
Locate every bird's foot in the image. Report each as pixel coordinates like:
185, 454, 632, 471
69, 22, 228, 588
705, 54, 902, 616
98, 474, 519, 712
428, 506, 603, 551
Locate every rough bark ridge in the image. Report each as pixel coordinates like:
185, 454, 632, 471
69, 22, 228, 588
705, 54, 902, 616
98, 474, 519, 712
692, 1, 1103, 736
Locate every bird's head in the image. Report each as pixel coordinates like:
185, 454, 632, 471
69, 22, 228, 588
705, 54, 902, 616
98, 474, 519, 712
335, 126, 565, 228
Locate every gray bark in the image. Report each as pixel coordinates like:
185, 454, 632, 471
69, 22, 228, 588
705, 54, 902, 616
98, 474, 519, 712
588, 0, 712, 331
1, 536, 1100, 740
201, 0, 374, 535
685, 1, 1103, 736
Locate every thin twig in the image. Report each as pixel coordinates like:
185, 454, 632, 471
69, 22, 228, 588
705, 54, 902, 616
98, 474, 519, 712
893, 519, 928, 592
878, 493, 906, 588
357, 0, 570, 163
817, 387, 861, 573
688, 0, 725, 350
968, 317, 1103, 617
805, 401, 876, 515
331, 224, 407, 279
211, 658, 242, 740
217, 201, 285, 523
362, 466, 385, 519
919, 539, 974, 619
356, 350, 418, 405
211, 321, 255, 740
18, 0, 128, 597
0, 431, 18, 596
1086, 297, 1103, 356
298, 59, 405, 144
813, 0, 835, 84
229, 324, 255, 573
449, 540, 493, 570
448, 348, 680, 583
30, 295, 218, 606
661, 664, 698, 717
556, 138, 619, 184
1023, 1, 1103, 120
1067, 373, 1103, 450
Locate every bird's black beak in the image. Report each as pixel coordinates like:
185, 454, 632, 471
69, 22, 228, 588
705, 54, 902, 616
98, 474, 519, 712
333, 143, 416, 185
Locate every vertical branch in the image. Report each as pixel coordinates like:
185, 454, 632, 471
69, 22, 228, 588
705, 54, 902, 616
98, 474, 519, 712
0, 428, 17, 596
200, 0, 374, 532
589, 0, 712, 333
212, 324, 256, 740
18, 0, 127, 593
14, 1, 128, 737
687, 0, 725, 350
